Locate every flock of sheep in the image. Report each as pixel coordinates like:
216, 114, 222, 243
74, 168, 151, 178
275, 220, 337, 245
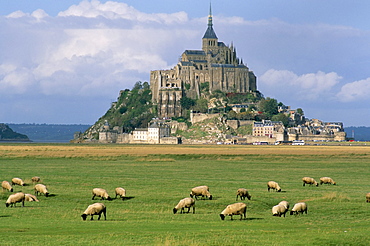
1, 177, 47, 207
3, 175, 370, 221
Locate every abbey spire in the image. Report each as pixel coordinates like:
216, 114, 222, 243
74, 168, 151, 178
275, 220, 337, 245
202, 3, 218, 52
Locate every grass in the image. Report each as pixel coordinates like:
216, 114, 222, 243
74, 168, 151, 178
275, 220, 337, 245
0, 144, 370, 245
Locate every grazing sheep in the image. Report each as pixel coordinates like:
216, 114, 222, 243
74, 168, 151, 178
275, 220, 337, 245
290, 202, 308, 215
2, 181, 13, 192
92, 188, 111, 200
11, 177, 25, 186
31, 176, 41, 183
114, 187, 126, 200
278, 200, 290, 210
220, 202, 247, 220
34, 184, 49, 197
190, 186, 212, 200
81, 203, 107, 221
25, 193, 39, 202
267, 181, 281, 192
173, 197, 195, 214
236, 188, 251, 201
366, 193, 370, 203
302, 177, 319, 187
320, 177, 336, 185
5, 192, 25, 207
272, 204, 288, 217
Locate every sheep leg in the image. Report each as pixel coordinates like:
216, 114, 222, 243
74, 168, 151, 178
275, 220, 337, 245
192, 207, 195, 214
102, 209, 107, 220
187, 207, 190, 213
90, 215, 94, 220
236, 195, 238, 201
97, 213, 101, 220
92, 195, 96, 200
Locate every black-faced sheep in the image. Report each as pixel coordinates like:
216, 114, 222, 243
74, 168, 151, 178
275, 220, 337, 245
31, 176, 41, 183
25, 193, 39, 202
5, 192, 25, 207
2, 181, 13, 192
290, 202, 308, 215
267, 181, 281, 192
81, 203, 106, 221
220, 202, 247, 220
272, 204, 288, 217
320, 177, 336, 185
92, 188, 112, 200
236, 188, 251, 200
114, 187, 126, 200
173, 197, 195, 214
302, 177, 319, 187
190, 186, 212, 200
366, 193, 370, 203
11, 177, 25, 186
34, 184, 49, 197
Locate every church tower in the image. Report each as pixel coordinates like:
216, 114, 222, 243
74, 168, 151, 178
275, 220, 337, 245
202, 3, 218, 54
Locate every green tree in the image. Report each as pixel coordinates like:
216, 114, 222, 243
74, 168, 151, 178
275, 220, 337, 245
296, 108, 304, 115
180, 97, 196, 110
272, 113, 289, 127
193, 98, 208, 113
258, 97, 278, 118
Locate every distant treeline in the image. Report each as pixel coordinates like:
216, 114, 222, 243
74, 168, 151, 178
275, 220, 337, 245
8, 124, 91, 142
344, 126, 370, 141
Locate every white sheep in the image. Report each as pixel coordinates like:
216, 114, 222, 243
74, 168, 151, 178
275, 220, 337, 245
25, 193, 39, 202
92, 188, 112, 200
31, 176, 41, 183
236, 188, 251, 200
290, 202, 308, 215
6, 192, 25, 207
81, 203, 107, 221
302, 177, 319, 187
34, 184, 49, 197
267, 181, 281, 192
190, 186, 212, 200
220, 202, 247, 220
173, 197, 195, 214
114, 187, 126, 200
272, 204, 288, 217
278, 200, 290, 210
11, 177, 25, 186
366, 193, 370, 203
2, 180, 13, 192
320, 177, 336, 185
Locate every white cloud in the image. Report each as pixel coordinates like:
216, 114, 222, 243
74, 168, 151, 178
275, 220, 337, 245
259, 69, 342, 100
336, 78, 370, 102
58, 0, 189, 24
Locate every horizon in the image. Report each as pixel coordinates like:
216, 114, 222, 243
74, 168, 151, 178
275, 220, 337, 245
1, 1, 370, 126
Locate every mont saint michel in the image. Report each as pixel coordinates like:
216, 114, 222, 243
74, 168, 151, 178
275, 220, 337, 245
150, 6, 257, 118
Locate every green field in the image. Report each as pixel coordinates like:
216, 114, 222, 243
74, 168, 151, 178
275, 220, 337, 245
0, 144, 369, 245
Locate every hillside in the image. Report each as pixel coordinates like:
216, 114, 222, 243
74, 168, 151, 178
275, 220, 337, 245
0, 123, 30, 141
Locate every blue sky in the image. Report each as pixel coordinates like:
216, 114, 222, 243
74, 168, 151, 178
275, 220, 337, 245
1, 0, 370, 126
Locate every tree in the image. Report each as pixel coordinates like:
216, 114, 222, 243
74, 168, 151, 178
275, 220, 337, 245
258, 97, 278, 118
272, 113, 289, 127
296, 108, 304, 115
180, 97, 195, 110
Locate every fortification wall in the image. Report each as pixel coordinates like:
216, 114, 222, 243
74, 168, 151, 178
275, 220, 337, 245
190, 112, 220, 124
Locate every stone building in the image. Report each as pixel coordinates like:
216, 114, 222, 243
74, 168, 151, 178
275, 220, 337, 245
150, 5, 257, 118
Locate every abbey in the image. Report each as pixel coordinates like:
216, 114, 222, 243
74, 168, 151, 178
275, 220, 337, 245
150, 6, 257, 118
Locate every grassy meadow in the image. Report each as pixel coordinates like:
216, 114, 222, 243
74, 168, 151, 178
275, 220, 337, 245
0, 144, 370, 245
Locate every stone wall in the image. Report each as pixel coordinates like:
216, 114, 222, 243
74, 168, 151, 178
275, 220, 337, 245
190, 112, 220, 124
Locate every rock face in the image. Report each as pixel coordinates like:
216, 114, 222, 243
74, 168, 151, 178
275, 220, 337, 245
0, 124, 30, 141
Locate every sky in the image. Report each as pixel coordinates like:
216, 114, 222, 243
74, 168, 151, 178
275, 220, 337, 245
1, 0, 370, 127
